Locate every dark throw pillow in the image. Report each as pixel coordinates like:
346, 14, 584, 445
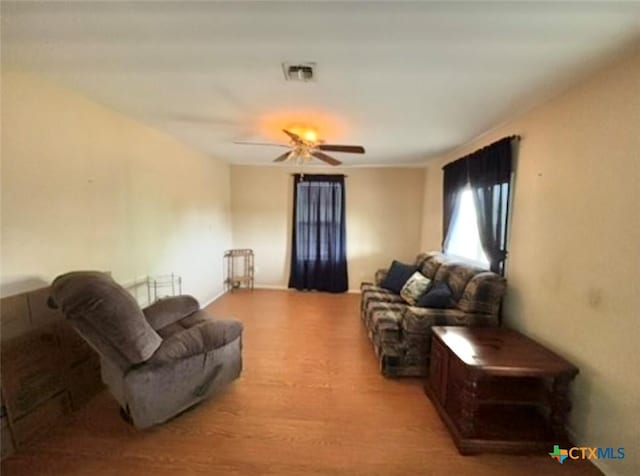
380, 260, 418, 294
416, 281, 455, 309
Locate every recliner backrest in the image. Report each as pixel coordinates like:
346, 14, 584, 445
49, 271, 162, 368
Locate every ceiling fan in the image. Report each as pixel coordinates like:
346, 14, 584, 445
234, 129, 365, 166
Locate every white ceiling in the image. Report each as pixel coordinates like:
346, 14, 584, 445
2, 1, 640, 166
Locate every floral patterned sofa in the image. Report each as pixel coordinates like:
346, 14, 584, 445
360, 252, 507, 377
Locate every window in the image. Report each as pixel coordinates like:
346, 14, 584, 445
288, 174, 348, 292
295, 182, 340, 261
441, 136, 515, 275
444, 187, 490, 268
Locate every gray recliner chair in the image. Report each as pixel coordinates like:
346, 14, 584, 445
48, 271, 243, 429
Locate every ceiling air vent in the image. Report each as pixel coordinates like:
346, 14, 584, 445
282, 62, 316, 82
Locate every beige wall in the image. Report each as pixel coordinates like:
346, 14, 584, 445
230, 166, 425, 290
420, 165, 444, 252
1, 72, 232, 305
420, 51, 640, 476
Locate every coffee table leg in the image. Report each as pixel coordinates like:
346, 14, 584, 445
460, 374, 480, 437
550, 375, 572, 440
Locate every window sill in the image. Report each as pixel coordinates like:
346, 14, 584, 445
442, 252, 490, 271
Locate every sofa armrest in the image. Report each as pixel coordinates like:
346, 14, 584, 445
374, 269, 388, 286
401, 307, 498, 334
143, 295, 200, 330
150, 319, 243, 363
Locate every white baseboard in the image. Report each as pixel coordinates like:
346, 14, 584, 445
254, 284, 289, 290
202, 288, 228, 307
201, 284, 358, 305
253, 284, 360, 294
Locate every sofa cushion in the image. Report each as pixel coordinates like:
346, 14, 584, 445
416, 282, 455, 309
434, 261, 484, 301
363, 289, 405, 307
380, 260, 417, 293
402, 306, 480, 333
364, 300, 407, 331
371, 309, 403, 332
361, 283, 395, 296
361, 285, 405, 317
400, 272, 431, 305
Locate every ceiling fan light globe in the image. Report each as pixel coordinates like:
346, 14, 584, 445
303, 130, 317, 142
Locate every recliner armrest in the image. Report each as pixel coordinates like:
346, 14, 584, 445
150, 319, 243, 363
143, 295, 200, 330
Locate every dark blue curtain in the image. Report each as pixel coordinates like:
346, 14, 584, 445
467, 137, 513, 275
441, 158, 468, 249
442, 136, 515, 275
288, 174, 348, 293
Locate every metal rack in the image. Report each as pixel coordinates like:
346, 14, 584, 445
224, 249, 254, 292
147, 273, 182, 303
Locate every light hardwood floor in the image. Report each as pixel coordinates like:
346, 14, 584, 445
2, 290, 601, 475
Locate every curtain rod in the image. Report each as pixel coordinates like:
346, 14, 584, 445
456, 135, 521, 161
290, 173, 348, 177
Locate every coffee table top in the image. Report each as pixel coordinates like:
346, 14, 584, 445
432, 326, 578, 378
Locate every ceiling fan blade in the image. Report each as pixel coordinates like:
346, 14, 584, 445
317, 144, 365, 154
283, 129, 302, 143
312, 151, 342, 166
233, 141, 290, 148
167, 114, 241, 126
273, 151, 292, 163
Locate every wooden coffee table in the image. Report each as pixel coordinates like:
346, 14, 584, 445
425, 326, 578, 455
